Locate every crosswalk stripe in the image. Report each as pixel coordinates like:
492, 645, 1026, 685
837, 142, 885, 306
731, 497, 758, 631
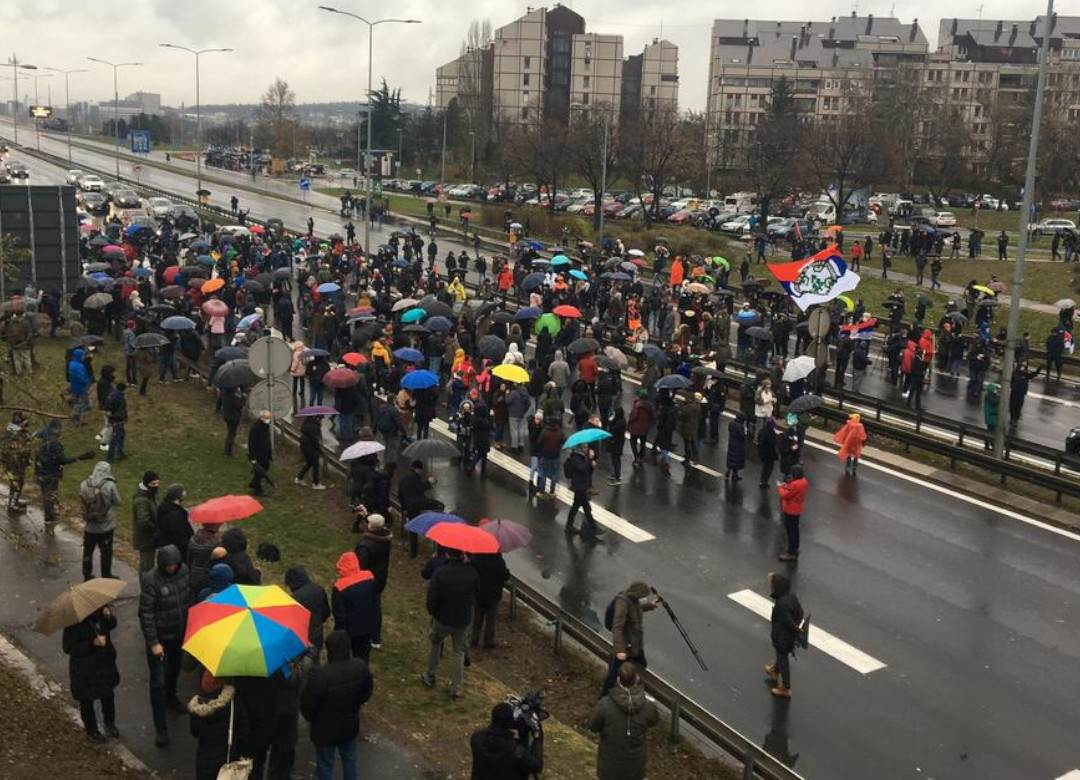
427, 417, 656, 543
727, 589, 887, 675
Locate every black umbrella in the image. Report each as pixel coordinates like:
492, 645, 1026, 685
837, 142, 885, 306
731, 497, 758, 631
133, 333, 169, 349
400, 438, 460, 461
641, 344, 667, 365
691, 366, 725, 379
85, 262, 110, 272
243, 280, 266, 295
402, 323, 430, 335
521, 273, 545, 292
492, 311, 513, 325
215, 345, 248, 362
89, 236, 111, 248
747, 326, 773, 341
567, 337, 600, 355
787, 394, 823, 414
478, 335, 507, 361
477, 301, 500, 317
424, 301, 454, 319
69, 334, 104, 348
273, 268, 293, 280
213, 359, 259, 389
147, 304, 177, 316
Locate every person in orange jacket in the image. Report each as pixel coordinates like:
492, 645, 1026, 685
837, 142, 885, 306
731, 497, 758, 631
777, 465, 808, 562
833, 413, 867, 475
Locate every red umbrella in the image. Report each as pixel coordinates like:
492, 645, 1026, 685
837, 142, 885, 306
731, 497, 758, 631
427, 522, 500, 554
163, 266, 181, 284
553, 305, 581, 319
323, 367, 359, 389
478, 518, 532, 552
342, 352, 367, 367
202, 299, 229, 317
249, 224, 266, 234
190, 495, 264, 525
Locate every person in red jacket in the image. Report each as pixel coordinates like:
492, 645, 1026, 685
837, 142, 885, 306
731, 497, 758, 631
776, 465, 808, 562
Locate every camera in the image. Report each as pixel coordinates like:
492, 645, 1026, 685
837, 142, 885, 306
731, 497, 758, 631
505, 689, 548, 739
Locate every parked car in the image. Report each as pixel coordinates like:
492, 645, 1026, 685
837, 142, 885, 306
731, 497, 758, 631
767, 218, 810, 240
930, 211, 957, 227
146, 197, 173, 219
0, 169, 10, 184
66, 169, 83, 185
720, 214, 753, 234
79, 174, 104, 192
1036, 218, 1076, 236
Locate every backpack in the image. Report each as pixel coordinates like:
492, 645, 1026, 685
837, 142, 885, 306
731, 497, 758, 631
603, 594, 629, 631
78, 479, 111, 523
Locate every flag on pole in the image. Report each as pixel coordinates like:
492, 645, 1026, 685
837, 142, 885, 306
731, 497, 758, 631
767, 247, 861, 312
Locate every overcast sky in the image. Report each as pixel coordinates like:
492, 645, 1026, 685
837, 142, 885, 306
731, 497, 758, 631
10, 0, 1054, 113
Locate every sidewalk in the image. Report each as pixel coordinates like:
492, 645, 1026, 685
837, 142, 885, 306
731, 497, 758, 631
0, 500, 426, 779
866, 267, 1062, 315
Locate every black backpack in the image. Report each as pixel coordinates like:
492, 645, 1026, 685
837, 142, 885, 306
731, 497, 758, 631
603, 594, 629, 631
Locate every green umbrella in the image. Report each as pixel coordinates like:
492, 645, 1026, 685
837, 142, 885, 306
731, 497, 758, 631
711, 256, 731, 270
534, 312, 561, 337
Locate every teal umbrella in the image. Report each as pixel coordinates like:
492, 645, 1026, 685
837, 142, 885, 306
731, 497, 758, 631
563, 428, 612, 448
401, 308, 426, 324
550, 255, 571, 267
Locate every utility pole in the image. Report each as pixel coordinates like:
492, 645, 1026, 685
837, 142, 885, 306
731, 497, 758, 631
87, 58, 141, 180
993, 0, 1053, 458
44, 67, 87, 164
440, 107, 447, 184
597, 109, 609, 245
8, 56, 37, 146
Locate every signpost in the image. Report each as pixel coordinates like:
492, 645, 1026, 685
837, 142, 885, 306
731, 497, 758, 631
807, 309, 831, 388
248, 335, 293, 447
129, 129, 151, 155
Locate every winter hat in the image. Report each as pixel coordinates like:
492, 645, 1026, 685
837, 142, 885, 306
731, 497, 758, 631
142, 470, 161, 486
491, 702, 516, 730
367, 514, 385, 530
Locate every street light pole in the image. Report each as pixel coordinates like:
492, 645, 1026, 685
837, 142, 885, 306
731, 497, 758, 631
160, 45, 232, 198
318, 8, 421, 260
7, 57, 37, 146
993, 0, 1054, 458
440, 108, 447, 185
87, 58, 141, 180
30, 73, 52, 151
598, 109, 609, 246
397, 126, 403, 176
469, 129, 476, 183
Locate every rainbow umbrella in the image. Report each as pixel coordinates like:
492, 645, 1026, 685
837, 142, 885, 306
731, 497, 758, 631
183, 585, 310, 677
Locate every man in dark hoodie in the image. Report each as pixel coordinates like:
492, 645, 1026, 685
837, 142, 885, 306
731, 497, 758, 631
35, 420, 91, 534
156, 483, 192, 560
138, 544, 191, 746
131, 471, 161, 572
421, 547, 479, 699
765, 572, 805, 699
589, 663, 658, 780
285, 565, 331, 663
104, 381, 128, 463
300, 630, 374, 780
221, 527, 261, 585
331, 552, 378, 662
470, 551, 509, 650
248, 410, 273, 496
563, 445, 603, 538
469, 701, 544, 780
353, 514, 392, 649
221, 387, 245, 457
602, 581, 658, 695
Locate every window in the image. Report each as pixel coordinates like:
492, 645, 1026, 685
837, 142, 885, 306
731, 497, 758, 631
650, 85, 656, 96
523, 73, 530, 86
521, 107, 529, 119
583, 76, 590, 88
582, 93, 589, 105
523, 56, 531, 69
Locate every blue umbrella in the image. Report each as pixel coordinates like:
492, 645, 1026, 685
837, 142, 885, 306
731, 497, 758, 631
563, 428, 612, 449
161, 315, 196, 331
89, 271, 111, 282
392, 258, 409, 269
735, 309, 760, 323
317, 282, 341, 294
190, 240, 210, 252
609, 271, 632, 282
641, 344, 667, 367
550, 255, 571, 267
401, 369, 439, 390
569, 269, 588, 281
521, 273, 546, 291
237, 313, 262, 330
426, 315, 452, 332
133, 267, 153, 278
656, 374, 691, 391
514, 306, 541, 321
393, 347, 424, 363
405, 511, 466, 536
301, 348, 329, 359
526, 239, 544, 251
195, 254, 216, 266
401, 308, 426, 324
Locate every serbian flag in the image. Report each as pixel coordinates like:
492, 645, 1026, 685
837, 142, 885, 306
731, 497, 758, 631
767, 247, 861, 312
841, 317, 878, 339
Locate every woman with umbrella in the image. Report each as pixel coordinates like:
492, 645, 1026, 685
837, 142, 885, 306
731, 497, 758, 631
59, 594, 122, 742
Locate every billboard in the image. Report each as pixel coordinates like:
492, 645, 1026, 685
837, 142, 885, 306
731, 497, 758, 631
28, 105, 52, 118
129, 129, 151, 154
0, 186, 80, 298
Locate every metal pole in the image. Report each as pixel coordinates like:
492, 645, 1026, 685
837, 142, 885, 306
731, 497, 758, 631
993, 0, 1053, 458
597, 110, 608, 245
195, 53, 202, 197
58, 188, 68, 308
112, 65, 120, 179
397, 127, 402, 172
64, 72, 71, 162
469, 130, 475, 182
440, 108, 447, 184
11, 57, 17, 145
364, 20, 373, 259
25, 188, 36, 288
355, 111, 361, 179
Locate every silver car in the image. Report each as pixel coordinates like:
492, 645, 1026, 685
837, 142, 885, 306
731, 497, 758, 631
147, 197, 173, 220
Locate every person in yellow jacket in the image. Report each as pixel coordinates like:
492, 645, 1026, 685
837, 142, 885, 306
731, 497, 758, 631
447, 275, 467, 304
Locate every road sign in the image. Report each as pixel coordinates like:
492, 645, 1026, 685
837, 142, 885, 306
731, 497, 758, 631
129, 129, 151, 154
373, 180, 383, 196
807, 308, 831, 340
248, 336, 293, 379
28, 105, 52, 119
298, 177, 311, 192
247, 379, 292, 418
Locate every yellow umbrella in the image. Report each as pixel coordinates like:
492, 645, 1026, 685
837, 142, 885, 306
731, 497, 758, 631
973, 285, 996, 296
492, 364, 529, 384
837, 295, 855, 312
33, 578, 127, 636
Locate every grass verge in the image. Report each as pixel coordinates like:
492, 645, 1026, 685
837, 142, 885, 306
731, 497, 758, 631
22, 338, 736, 780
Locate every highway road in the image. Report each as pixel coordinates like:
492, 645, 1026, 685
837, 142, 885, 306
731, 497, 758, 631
7, 131, 1080, 780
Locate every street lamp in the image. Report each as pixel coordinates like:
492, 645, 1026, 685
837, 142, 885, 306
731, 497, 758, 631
28, 72, 52, 151
87, 57, 142, 179
159, 44, 233, 197
43, 67, 89, 163
6, 57, 37, 145
469, 129, 475, 183
318, 6, 421, 258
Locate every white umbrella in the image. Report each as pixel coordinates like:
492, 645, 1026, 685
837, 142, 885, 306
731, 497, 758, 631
1055, 298, 1076, 310
340, 440, 386, 461
392, 297, 419, 313
509, 222, 523, 230
627, 249, 645, 257
782, 355, 817, 382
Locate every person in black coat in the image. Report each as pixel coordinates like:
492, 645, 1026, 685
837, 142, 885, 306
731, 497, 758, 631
726, 413, 747, 481
156, 483, 192, 559
354, 514, 392, 648
778, 425, 801, 478
284, 565, 330, 661
188, 676, 250, 780
296, 414, 325, 488
765, 572, 804, 698
247, 410, 273, 495
399, 460, 445, 558
421, 549, 480, 698
757, 418, 779, 488
62, 606, 120, 741
563, 448, 601, 537
331, 552, 378, 662
300, 630, 374, 778
221, 388, 244, 456
221, 527, 261, 585
470, 552, 510, 650
470, 702, 544, 780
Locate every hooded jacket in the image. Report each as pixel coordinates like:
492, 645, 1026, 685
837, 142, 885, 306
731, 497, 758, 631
187, 526, 222, 596
222, 527, 261, 585
80, 461, 122, 534
472, 552, 510, 609
67, 348, 91, 396
188, 685, 250, 780
331, 553, 377, 639
610, 582, 652, 659
131, 482, 159, 552
300, 631, 374, 747
770, 574, 804, 654
426, 557, 480, 629
353, 528, 392, 593
589, 680, 659, 780
138, 544, 190, 646
469, 724, 544, 780
285, 566, 330, 651
156, 484, 193, 558
197, 563, 235, 603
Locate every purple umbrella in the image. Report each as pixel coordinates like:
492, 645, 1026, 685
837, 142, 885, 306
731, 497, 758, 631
295, 405, 337, 417
478, 518, 533, 552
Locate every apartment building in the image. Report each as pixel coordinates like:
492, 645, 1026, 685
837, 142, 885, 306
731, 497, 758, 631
434, 4, 678, 126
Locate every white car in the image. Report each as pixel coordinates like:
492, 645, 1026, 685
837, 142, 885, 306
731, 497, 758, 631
931, 211, 957, 227
146, 197, 173, 220
80, 174, 104, 192
66, 169, 83, 185
720, 214, 753, 234
1036, 218, 1076, 235
567, 188, 594, 200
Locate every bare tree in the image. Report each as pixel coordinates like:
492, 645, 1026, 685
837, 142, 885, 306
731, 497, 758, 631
257, 77, 306, 158
567, 105, 617, 232
508, 118, 568, 215
457, 20, 494, 179
618, 104, 698, 226
744, 77, 801, 228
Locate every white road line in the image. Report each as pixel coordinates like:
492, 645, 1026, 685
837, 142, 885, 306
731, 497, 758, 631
728, 589, 887, 675
1053, 771, 1080, 780
427, 418, 656, 543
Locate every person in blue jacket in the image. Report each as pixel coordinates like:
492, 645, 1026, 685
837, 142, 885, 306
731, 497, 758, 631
68, 348, 92, 423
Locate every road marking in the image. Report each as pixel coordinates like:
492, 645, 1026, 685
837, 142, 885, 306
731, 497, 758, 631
728, 589, 887, 675
427, 417, 656, 543
1053, 771, 1080, 780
